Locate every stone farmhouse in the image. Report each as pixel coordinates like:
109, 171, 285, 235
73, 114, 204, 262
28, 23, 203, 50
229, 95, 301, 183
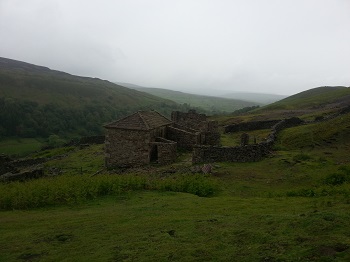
104, 110, 220, 168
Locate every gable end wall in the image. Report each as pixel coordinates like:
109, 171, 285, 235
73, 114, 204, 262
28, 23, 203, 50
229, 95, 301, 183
105, 129, 151, 167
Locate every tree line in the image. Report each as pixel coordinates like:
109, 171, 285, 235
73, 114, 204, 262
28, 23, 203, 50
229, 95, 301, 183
0, 97, 193, 139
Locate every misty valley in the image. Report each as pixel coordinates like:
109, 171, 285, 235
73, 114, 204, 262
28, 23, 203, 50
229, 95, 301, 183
1, 57, 350, 261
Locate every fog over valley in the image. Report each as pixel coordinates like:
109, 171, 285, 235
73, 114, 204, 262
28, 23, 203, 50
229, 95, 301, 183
0, 0, 350, 95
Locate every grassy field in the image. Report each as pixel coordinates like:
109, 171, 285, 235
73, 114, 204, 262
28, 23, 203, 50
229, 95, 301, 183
1, 145, 350, 261
1, 191, 350, 261
1, 112, 350, 261
0, 137, 44, 156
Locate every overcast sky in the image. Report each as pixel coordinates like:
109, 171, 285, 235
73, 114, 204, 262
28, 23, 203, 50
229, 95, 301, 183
0, 0, 349, 95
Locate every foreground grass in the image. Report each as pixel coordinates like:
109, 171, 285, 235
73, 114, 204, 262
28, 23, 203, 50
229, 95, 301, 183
1, 116, 350, 261
0, 174, 217, 210
1, 146, 350, 261
1, 192, 350, 261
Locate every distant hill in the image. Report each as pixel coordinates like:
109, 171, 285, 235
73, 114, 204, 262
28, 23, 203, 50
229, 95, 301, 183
117, 82, 259, 113
214, 86, 350, 124
263, 86, 350, 110
0, 57, 187, 139
219, 92, 286, 104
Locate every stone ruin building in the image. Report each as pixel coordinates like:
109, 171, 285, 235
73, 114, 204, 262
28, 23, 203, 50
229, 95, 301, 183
104, 110, 220, 168
170, 110, 221, 147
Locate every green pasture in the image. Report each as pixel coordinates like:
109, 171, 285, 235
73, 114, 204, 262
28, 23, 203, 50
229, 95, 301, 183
1, 112, 350, 261
0, 137, 44, 156
1, 142, 350, 261
1, 191, 350, 262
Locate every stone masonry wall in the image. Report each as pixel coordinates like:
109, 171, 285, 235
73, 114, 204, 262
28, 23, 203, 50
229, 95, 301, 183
166, 126, 199, 150
192, 142, 273, 163
199, 132, 221, 146
171, 110, 207, 130
172, 122, 220, 146
173, 123, 197, 133
105, 129, 151, 168
170, 110, 220, 147
193, 117, 303, 163
151, 137, 177, 165
224, 120, 281, 133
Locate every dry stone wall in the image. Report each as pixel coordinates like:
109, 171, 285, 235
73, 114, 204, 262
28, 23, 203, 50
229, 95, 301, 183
1, 168, 44, 182
224, 120, 280, 133
199, 132, 221, 146
0, 154, 17, 175
192, 143, 273, 163
193, 117, 303, 163
10, 157, 47, 168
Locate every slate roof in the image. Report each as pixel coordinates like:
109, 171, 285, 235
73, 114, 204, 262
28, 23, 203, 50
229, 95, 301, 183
104, 111, 173, 130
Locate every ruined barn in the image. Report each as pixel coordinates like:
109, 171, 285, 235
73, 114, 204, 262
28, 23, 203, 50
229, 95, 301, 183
104, 110, 221, 168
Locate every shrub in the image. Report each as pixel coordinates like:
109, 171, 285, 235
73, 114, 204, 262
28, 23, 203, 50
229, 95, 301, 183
324, 166, 350, 186
324, 173, 347, 186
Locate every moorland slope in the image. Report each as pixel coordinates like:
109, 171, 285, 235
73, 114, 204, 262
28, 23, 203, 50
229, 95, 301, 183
118, 82, 259, 113
216, 86, 350, 125
0, 57, 187, 138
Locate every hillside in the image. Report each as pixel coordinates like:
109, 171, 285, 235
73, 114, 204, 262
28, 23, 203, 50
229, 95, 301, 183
263, 86, 350, 111
213, 85, 350, 127
220, 92, 286, 104
0, 57, 187, 138
118, 82, 259, 113
232, 86, 350, 122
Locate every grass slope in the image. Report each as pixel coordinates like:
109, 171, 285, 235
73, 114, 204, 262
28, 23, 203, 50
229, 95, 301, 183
120, 84, 258, 113
264, 86, 350, 110
215, 86, 350, 124
0, 57, 176, 109
277, 111, 350, 150
0, 57, 187, 139
1, 111, 350, 260
220, 92, 286, 104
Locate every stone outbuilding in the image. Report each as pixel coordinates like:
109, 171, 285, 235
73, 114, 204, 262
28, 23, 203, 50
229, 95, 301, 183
104, 111, 177, 168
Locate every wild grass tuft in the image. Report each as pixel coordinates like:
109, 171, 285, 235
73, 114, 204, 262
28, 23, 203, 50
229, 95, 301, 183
0, 173, 218, 210
324, 166, 350, 186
